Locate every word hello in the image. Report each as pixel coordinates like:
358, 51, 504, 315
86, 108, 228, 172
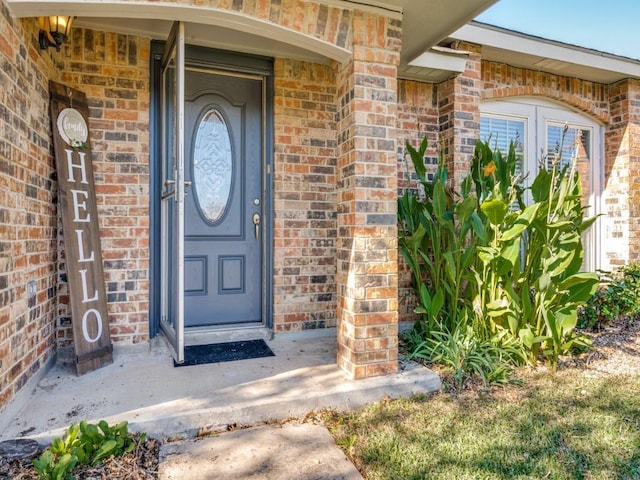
65, 148, 103, 344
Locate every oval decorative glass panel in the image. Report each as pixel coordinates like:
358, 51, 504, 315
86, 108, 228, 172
193, 109, 233, 223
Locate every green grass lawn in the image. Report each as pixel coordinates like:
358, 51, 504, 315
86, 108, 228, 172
323, 369, 640, 479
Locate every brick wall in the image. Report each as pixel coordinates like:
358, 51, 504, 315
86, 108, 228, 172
482, 61, 610, 123
604, 79, 640, 268
57, 29, 151, 346
272, 58, 338, 332
437, 42, 482, 184
396, 80, 439, 323
0, 11, 59, 409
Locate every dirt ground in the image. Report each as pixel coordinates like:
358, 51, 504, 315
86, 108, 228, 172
562, 317, 640, 376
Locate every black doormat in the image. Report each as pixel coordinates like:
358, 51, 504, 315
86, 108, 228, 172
174, 339, 275, 367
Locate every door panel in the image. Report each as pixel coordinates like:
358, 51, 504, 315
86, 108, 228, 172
181, 70, 263, 327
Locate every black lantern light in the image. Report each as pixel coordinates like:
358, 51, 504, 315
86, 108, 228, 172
38, 16, 75, 51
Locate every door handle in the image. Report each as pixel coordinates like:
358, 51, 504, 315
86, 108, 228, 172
252, 213, 261, 239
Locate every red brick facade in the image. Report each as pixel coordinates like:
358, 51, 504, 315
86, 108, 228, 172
56, 29, 151, 347
2, 0, 640, 411
0, 15, 58, 407
273, 59, 338, 332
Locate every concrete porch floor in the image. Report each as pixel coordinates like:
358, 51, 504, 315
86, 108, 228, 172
0, 328, 441, 444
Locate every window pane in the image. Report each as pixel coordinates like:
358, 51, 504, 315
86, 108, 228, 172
546, 123, 592, 201
480, 116, 525, 175
193, 109, 233, 224
546, 123, 593, 271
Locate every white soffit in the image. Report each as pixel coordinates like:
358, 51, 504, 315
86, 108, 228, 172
450, 22, 640, 83
409, 46, 468, 72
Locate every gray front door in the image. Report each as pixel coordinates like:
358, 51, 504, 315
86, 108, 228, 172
178, 68, 264, 327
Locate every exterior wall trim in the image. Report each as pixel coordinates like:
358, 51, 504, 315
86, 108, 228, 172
7, 1, 352, 62
453, 22, 640, 79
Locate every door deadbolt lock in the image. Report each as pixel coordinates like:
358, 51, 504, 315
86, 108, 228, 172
252, 213, 261, 239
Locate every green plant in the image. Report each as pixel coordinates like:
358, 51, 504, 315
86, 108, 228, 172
33, 449, 78, 480
579, 262, 640, 329
471, 134, 599, 368
399, 132, 598, 371
33, 420, 144, 479
404, 324, 520, 391
398, 137, 482, 337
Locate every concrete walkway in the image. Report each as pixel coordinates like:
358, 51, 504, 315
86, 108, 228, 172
159, 423, 363, 480
0, 329, 440, 478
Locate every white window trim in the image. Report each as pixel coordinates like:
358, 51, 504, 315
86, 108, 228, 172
480, 97, 604, 272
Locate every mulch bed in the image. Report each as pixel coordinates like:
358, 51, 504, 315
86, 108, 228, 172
0, 435, 160, 479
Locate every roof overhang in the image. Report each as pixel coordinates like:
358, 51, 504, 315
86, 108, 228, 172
448, 21, 640, 84
7, 0, 498, 78
401, 46, 469, 82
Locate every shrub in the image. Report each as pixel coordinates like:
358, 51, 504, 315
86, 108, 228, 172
579, 262, 640, 329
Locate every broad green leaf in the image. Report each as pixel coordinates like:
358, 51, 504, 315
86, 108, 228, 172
431, 288, 444, 318
470, 212, 487, 243
531, 169, 552, 202
495, 257, 514, 277
419, 283, 431, 309
403, 222, 426, 254
538, 272, 551, 291
547, 220, 574, 231
406, 141, 426, 183
508, 315, 519, 335
499, 240, 520, 270
481, 198, 509, 225
486, 299, 512, 318
51, 438, 65, 455
455, 195, 476, 224
578, 214, 599, 233
556, 308, 578, 333
443, 251, 457, 283
477, 246, 498, 264
519, 328, 535, 348
560, 273, 599, 303
501, 203, 541, 241
92, 439, 117, 465
52, 453, 77, 480
433, 182, 447, 219
547, 248, 577, 278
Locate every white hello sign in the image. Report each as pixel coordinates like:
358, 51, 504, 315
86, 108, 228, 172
50, 82, 112, 375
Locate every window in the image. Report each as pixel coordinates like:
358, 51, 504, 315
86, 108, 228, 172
480, 99, 603, 271
479, 115, 525, 176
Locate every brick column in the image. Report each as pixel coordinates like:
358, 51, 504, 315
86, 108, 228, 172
437, 41, 482, 185
335, 11, 401, 379
604, 79, 640, 268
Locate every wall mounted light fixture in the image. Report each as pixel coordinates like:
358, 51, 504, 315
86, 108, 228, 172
38, 16, 75, 51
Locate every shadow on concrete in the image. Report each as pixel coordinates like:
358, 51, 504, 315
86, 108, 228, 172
0, 329, 440, 443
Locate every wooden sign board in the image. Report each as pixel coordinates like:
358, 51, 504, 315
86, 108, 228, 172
49, 81, 113, 375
